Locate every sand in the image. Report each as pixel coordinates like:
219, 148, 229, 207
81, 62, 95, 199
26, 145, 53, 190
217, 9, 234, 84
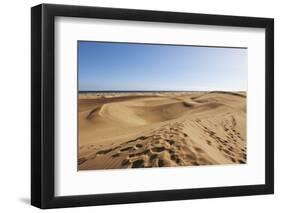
78, 91, 246, 170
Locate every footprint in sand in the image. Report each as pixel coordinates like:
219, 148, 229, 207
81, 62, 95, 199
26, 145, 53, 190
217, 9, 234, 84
78, 157, 87, 165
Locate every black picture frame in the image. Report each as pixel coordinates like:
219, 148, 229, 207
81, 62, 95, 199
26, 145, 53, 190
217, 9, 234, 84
31, 3, 274, 209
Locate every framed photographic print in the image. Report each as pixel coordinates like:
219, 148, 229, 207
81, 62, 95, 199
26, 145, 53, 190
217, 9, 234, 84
31, 3, 274, 209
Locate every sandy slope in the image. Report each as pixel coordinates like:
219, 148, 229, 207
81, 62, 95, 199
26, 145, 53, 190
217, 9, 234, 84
78, 92, 246, 170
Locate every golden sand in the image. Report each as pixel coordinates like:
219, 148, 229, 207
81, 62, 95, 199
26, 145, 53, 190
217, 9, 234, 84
78, 92, 246, 170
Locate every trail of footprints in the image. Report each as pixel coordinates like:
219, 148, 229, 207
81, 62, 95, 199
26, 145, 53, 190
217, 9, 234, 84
79, 123, 216, 168
196, 116, 246, 164
79, 116, 246, 168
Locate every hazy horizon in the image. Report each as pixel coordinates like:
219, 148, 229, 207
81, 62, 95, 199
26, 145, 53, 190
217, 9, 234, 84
78, 41, 247, 91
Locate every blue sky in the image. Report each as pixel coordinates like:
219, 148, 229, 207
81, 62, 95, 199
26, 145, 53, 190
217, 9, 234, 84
78, 41, 247, 91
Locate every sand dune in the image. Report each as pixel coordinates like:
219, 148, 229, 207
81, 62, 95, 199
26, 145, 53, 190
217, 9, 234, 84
78, 92, 246, 170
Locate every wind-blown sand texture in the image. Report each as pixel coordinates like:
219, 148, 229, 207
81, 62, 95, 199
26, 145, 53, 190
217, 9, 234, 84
78, 92, 246, 170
